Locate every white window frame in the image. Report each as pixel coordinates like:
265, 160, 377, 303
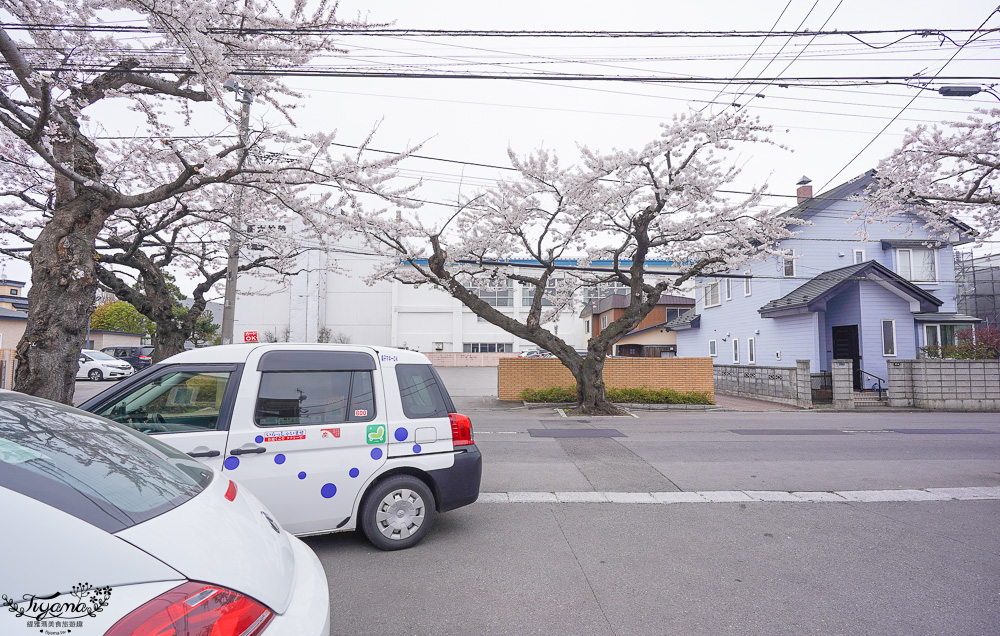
704, 281, 721, 308
732, 338, 740, 364
783, 249, 795, 278
882, 319, 897, 357
853, 249, 866, 264
709, 339, 717, 357
743, 271, 752, 297
600, 315, 608, 329
724, 277, 732, 301
747, 337, 756, 365
896, 248, 938, 283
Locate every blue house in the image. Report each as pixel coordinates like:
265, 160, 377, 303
671, 171, 981, 390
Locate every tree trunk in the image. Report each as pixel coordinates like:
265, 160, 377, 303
151, 320, 188, 362
14, 194, 107, 404
570, 354, 623, 416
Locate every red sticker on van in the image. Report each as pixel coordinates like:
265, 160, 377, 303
321, 428, 341, 439
354, 409, 368, 417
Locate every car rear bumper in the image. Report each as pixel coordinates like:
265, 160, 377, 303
428, 444, 482, 512
265, 534, 330, 635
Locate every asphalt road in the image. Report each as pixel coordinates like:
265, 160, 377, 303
74, 370, 1000, 635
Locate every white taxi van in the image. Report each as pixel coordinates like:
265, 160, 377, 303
80, 344, 482, 550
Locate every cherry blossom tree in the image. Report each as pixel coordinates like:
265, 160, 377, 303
354, 111, 793, 415
0, 1, 411, 402
861, 108, 999, 238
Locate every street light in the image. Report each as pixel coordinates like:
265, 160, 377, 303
220, 79, 253, 346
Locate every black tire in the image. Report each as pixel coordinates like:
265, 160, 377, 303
88, 369, 103, 381
360, 475, 436, 551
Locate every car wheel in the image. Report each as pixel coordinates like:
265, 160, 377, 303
360, 475, 435, 551
88, 369, 104, 381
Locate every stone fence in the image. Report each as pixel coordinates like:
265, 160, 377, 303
498, 357, 714, 402
0, 349, 13, 390
887, 359, 1000, 411
713, 360, 813, 408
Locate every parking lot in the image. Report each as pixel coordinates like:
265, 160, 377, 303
73, 368, 1000, 635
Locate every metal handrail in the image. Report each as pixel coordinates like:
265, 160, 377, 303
860, 369, 886, 401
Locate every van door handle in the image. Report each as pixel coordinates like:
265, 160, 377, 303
187, 449, 221, 458
231, 446, 266, 456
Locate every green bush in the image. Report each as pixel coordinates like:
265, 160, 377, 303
519, 386, 714, 405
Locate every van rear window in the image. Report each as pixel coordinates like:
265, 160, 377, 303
395, 364, 452, 419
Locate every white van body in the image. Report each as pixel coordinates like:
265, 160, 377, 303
80, 344, 482, 550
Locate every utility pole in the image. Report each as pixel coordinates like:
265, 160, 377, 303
221, 80, 253, 345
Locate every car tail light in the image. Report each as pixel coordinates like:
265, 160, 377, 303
140, 355, 151, 360
104, 581, 273, 636
449, 413, 474, 446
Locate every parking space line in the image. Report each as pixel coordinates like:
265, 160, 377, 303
476, 486, 1000, 504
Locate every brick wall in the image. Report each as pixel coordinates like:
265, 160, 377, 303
498, 357, 714, 401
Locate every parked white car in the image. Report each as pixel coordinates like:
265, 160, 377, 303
79, 344, 483, 550
0, 390, 330, 636
77, 349, 135, 381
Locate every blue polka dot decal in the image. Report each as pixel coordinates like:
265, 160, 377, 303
349, 468, 360, 478
371, 447, 383, 460
274, 453, 286, 465
298, 471, 307, 480
255, 435, 264, 443
413, 444, 422, 454
394, 427, 408, 442
224, 456, 240, 471
321, 483, 337, 498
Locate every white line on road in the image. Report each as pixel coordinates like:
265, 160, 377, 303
476, 486, 1000, 504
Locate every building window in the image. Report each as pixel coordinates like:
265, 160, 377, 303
664, 308, 681, 323
704, 281, 721, 308
724, 278, 732, 301
463, 343, 513, 353
882, 320, 896, 357
522, 279, 556, 307
783, 250, 795, 278
732, 338, 740, 364
853, 249, 866, 264
896, 248, 936, 283
925, 323, 972, 348
600, 315, 608, 329
585, 319, 591, 334
583, 282, 628, 300
743, 272, 752, 297
709, 340, 717, 357
747, 337, 756, 365
9, 289, 17, 296
471, 279, 513, 307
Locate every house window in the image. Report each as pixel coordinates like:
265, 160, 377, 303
704, 281, 721, 308
463, 343, 513, 353
600, 315, 608, 329
664, 308, 681, 323
747, 338, 756, 365
783, 250, 795, 278
732, 338, 740, 364
725, 278, 732, 301
743, 272, 751, 297
882, 320, 896, 357
585, 319, 591, 334
853, 249, 866, 264
709, 340, 717, 357
896, 248, 936, 283
925, 323, 973, 348
9, 289, 17, 296
471, 279, 513, 307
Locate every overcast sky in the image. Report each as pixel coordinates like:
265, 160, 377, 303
2, 0, 998, 287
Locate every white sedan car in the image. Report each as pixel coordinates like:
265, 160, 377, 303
0, 390, 330, 636
77, 349, 135, 381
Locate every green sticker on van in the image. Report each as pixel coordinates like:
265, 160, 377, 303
367, 424, 386, 444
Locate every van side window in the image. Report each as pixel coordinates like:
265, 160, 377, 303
395, 364, 449, 419
255, 371, 375, 426
96, 370, 233, 434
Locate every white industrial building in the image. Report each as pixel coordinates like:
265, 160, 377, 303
232, 239, 682, 353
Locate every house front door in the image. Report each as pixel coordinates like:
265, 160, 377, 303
831, 325, 861, 389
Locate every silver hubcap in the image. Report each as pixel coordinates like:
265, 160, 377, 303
374, 488, 425, 540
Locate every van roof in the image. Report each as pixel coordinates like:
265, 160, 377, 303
158, 343, 430, 366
